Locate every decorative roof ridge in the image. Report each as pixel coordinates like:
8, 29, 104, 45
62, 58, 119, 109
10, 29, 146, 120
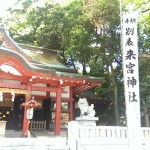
0, 47, 56, 75
0, 23, 32, 62
18, 43, 69, 68
18, 43, 61, 55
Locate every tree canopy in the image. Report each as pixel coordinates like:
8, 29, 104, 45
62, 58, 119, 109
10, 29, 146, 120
5, 0, 150, 126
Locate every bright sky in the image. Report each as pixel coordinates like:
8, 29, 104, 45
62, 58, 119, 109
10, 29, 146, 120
0, 0, 16, 10
0, 0, 66, 18
0, 0, 16, 17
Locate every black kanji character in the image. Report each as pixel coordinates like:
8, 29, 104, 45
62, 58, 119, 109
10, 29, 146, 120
126, 62, 135, 74
125, 49, 136, 60
126, 27, 134, 35
129, 92, 137, 102
130, 18, 136, 23
127, 77, 137, 88
125, 37, 134, 46
125, 18, 129, 24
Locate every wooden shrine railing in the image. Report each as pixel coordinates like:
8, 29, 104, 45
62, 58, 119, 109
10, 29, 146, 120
49, 119, 67, 132
30, 120, 46, 131
30, 119, 67, 132
49, 119, 55, 132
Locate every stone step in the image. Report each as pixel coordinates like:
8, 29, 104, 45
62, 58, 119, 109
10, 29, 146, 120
0, 146, 69, 150
0, 138, 68, 150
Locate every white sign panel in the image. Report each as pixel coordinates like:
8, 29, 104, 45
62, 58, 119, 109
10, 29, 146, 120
27, 108, 33, 120
122, 12, 141, 149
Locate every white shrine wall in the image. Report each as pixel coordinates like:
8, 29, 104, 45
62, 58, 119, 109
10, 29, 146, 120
50, 86, 70, 98
1, 79, 21, 84
31, 83, 46, 96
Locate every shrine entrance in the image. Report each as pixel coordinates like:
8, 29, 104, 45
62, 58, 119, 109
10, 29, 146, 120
0, 95, 25, 130
1, 96, 53, 131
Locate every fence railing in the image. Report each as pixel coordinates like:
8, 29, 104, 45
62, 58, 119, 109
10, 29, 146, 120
68, 122, 150, 150
30, 120, 46, 131
142, 127, 150, 139
78, 126, 127, 139
78, 126, 150, 139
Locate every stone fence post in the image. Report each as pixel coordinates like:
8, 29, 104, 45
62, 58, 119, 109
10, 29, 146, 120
0, 121, 7, 137
68, 121, 79, 150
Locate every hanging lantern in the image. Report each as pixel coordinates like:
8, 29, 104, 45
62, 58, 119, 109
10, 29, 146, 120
26, 107, 34, 120
21, 96, 41, 120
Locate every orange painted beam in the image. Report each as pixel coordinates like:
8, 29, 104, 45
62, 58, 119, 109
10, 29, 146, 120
32, 95, 72, 102
31, 86, 57, 92
0, 83, 28, 89
0, 72, 29, 82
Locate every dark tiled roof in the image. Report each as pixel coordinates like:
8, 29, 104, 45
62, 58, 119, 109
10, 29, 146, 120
0, 25, 77, 74
18, 44, 78, 73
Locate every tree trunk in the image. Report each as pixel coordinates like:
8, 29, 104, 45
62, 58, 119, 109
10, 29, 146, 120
113, 82, 120, 125
110, 66, 120, 126
82, 63, 86, 75
144, 107, 149, 127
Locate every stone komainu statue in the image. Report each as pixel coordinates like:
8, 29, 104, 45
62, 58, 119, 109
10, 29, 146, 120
78, 98, 95, 117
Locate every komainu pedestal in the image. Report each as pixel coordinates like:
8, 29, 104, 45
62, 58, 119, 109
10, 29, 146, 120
76, 116, 98, 126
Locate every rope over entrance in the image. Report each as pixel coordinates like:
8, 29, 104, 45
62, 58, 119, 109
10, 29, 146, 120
0, 88, 31, 95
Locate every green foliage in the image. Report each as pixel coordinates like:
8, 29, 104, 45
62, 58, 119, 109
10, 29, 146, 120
139, 55, 150, 107
6, 0, 150, 125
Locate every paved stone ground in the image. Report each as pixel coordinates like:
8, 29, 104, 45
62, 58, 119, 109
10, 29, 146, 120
4, 130, 67, 138
0, 130, 68, 150
5, 130, 34, 138
31, 130, 67, 138
5, 130, 26, 138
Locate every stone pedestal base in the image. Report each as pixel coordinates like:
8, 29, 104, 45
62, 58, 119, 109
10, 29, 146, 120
76, 117, 98, 126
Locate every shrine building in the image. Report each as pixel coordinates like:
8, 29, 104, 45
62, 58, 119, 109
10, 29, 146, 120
0, 23, 100, 137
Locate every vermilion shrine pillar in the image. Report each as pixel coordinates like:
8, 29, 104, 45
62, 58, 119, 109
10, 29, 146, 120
69, 87, 74, 121
22, 93, 30, 137
55, 87, 61, 135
